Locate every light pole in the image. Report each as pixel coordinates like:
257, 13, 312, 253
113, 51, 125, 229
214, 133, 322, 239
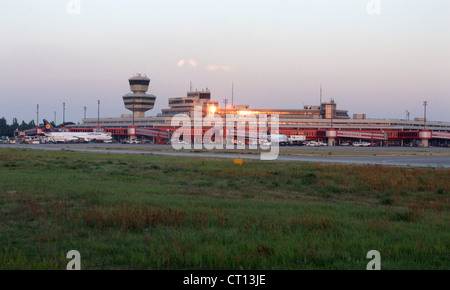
423, 101, 427, 130
63, 102, 66, 125
223, 98, 228, 115
97, 100, 100, 128
84, 106, 87, 120
223, 98, 229, 144
36, 104, 39, 126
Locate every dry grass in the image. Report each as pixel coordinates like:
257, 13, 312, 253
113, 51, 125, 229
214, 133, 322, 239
0, 148, 448, 269
80, 203, 186, 231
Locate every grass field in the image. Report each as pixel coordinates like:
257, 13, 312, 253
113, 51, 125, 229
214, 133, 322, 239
0, 147, 448, 269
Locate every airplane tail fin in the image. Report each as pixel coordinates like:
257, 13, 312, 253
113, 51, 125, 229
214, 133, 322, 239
43, 119, 58, 132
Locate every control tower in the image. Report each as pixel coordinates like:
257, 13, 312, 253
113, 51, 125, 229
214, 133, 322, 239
122, 74, 156, 118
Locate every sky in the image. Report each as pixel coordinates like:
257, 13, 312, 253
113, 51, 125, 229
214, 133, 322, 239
0, 0, 449, 124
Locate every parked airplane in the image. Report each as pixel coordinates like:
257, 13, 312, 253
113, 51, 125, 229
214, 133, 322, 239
228, 129, 290, 146
267, 132, 289, 146
42, 119, 113, 143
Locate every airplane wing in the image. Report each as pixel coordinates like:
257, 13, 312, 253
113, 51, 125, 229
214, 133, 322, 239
72, 135, 89, 142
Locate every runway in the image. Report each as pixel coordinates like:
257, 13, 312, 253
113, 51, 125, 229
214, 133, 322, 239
1, 143, 450, 168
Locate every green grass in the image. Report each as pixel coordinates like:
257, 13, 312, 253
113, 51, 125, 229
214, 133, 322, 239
0, 148, 448, 269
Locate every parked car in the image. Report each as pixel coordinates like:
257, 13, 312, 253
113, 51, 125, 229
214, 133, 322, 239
126, 139, 141, 144
353, 141, 370, 147
305, 141, 319, 147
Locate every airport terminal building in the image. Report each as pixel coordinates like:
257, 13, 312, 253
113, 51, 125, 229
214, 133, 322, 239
21, 74, 450, 147
72, 74, 450, 147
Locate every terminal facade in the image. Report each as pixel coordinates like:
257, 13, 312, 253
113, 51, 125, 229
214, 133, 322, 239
21, 74, 450, 147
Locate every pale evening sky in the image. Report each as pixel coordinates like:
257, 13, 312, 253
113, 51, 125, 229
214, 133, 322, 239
0, 0, 449, 124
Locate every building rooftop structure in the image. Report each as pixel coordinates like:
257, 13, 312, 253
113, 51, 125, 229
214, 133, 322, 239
157, 89, 218, 117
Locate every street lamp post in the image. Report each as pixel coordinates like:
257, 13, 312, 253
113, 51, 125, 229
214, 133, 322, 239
223, 98, 229, 144
423, 101, 428, 130
97, 100, 100, 128
36, 104, 39, 126
223, 98, 228, 115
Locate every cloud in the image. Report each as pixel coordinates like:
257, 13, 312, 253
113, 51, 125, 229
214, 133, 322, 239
188, 59, 197, 67
178, 60, 231, 71
206, 65, 232, 71
177, 59, 197, 67
177, 59, 185, 67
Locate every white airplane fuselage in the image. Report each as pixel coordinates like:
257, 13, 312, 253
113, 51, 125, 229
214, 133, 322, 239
268, 134, 288, 143
44, 131, 112, 142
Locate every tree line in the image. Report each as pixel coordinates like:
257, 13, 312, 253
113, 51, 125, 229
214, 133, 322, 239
0, 117, 74, 137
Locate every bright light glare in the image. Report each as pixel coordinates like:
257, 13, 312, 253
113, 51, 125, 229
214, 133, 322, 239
237, 110, 257, 115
